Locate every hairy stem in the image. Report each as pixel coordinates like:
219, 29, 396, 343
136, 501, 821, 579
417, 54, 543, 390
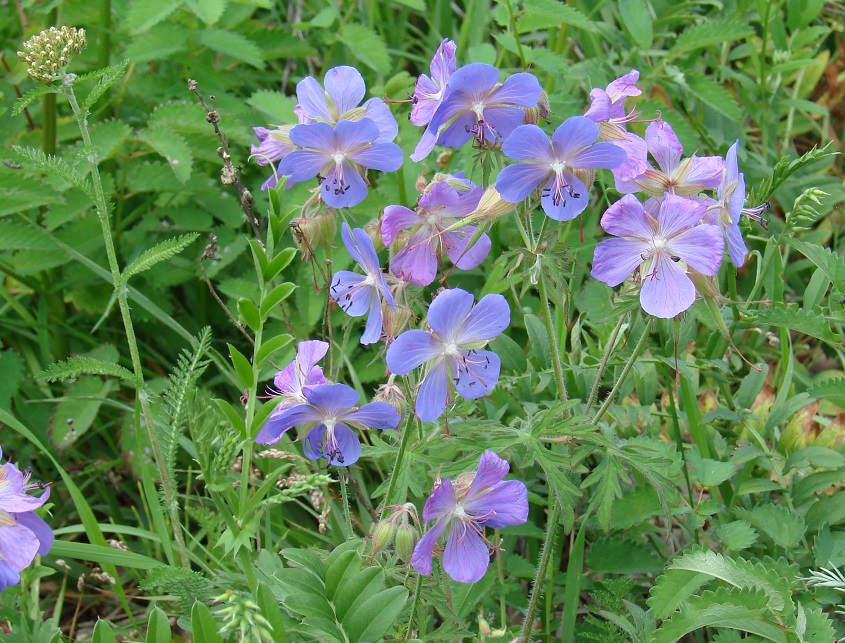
519, 501, 561, 642
585, 314, 626, 414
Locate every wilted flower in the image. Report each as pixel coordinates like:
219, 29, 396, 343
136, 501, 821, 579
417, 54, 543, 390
412, 451, 528, 583
255, 383, 400, 466
591, 194, 724, 318
411, 39, 457, 127
330, 223, 395, 345
277, 119, 403, 208
0, 449, 53, 591
386, 288, 509, 421
496, 117, 626, 221
382, 180, 490, 286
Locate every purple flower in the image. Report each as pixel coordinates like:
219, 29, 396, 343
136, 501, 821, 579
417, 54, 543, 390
410, 39, 457, 127
296, 66, 398, 143
591, 194, 724, 318
496, 117, 627, 221
616, 120, 724, 197
411, 63, 541, 162
386, 288, 508, 421
251, 125, 298, 190
584, 70, 642, 123
255, 383, 400, 466
277, 119, 403, 208
331, 223, 395, 345
0, 450, 53, 591
710, 141, 747, 267
266, 340, 329, 415
382, 180, 490, 286
411, 451, 527, 583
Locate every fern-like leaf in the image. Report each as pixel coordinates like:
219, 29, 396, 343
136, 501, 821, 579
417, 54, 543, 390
13, 85, 58, 116
81, 61, 129, 112
38, 357, 138, 385
747, 142, 838, 205
11, 146, 96, 201
140, 565, 212, 608
122, 233, 199, 282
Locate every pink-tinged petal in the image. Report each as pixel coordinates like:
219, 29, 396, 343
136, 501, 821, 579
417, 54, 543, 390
496, 162, 550, 203
453, 349, 500, 400
728, 172, 746, 225
646, 121, 683, 175
540, 172, 589, 221
430, 39, 457, 85
361, 98, 399, 142
447, 62, 500, 99
423, 477, 457, 521
684, 155, 724, 190
386, 330, 442, 374
274, 340, 329, 395
417, 358, 450, 422
255, 404, 323, 445
468, 481, 528, 528
464, 451, 509, 497
723, 141, 740, 188
345, 401, 400, 430
0, 465, 49, 512
382, 205, 421, 245
435, 113, 476, 148
334, 119, 380, 153
568, 141, 627, 170
411, 517, 449, 575
584, 88, 612, 122
330, 271, 370, 316
14, 512, 52, 555
669, 224, 724, 276
502, 125, 554, 163
321, 163, 367, 208
420, 180, 461, 212
551, 116, 599, 160
360, 291, 384, 345
489, 71, 542, 107
480, 106, 528, 142
324, 66, 366, 115
614, 172, 645, 194
277, 150, 329, 183
640, 255, 696, 318
725, 222, 747, 268
606, 70, 641, 101
410, 92, 441, 127
591, 238, 650, 287
411, 127, 439, 162
445, 185, 484, 217
600, 194, 655, 238
390, 231, 438, 286
296, 340, 329, 375
349, 141, 403, 172
0, 522, 39, 571
456, 293, 509, 344
296, 76, 331, 122
442, 228, 491, 270
611, 132, 649, 182
657, 194, 708, 237
427, 288, 475, 339
443, 521, 490, 583
304, 383, 360, 416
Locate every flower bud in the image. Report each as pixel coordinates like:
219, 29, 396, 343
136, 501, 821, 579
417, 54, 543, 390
372, 520, 396, 553
18, 26, 87, 83
468, 185, 518, 224
374, 378, 408, 416
290, 209, 336, 259
364, 218, 384, 252
523, 91, 551, 125
394, 524, 419, 562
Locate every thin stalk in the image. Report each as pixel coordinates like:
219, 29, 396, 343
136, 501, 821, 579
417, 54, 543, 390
381, 413, 415, 510
406, 574, 423, 639
592, 317, 653, 426
585, 314, 626, 413
519, 501, 561, 642
340, 469, 354, 538
537, 262, 568, 404
62, 77, 189, 568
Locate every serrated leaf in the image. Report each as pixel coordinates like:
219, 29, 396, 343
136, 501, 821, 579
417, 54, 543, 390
125, 24, 189, 64
735, 504, 806, 550
11, 145, 96, 200
517, 0, 597, 33
13, 85, 58, 116
647, 568, 710, 620
88, 119, 133, 161
716, 520, 758, 550
809, 377, 845, 399
668, 21, 754, 58
687, 446, 737, 487
581, 453, 624, 531
39, 357, 138, 385
126, 0, 184, 35
197, 29, 264, 68
756, 306, 837, 343
686, 74, 741, 120
122, 234, 199, 281
787, 237, 845, 290
185, 0, 227, 24
337, 25, 390, 76
137, 124, 193, 183
247, 90, 298, 124
82, 61, 129, 112
0, 221, 56, 251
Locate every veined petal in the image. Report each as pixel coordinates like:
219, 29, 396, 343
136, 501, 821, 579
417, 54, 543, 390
427, 288, 475, 340
669, 224, 724, 276
685, 155, 724, 190
321, 162, 367, 208
723, 141, 740, 188
435, 113, 476, 148
324, 66, 365, 115
611, 132, 649, 182
345, 401, 400, 429
540, 172, 589, 221
496, 162, 550, 203
568, 141, 627, 170
447, 63, 500, 99
0, 522, 39, 571
431, 39, 457, 83
606, 70, 641, 101
303, 424, 362, 466
352, 224, 383, 275
600, 194, 655, 238
464, 451, 509, 498
0, 560, 19, 590
591, 238, 649, 287
584, 88, 612, 122
14, 512, 52, 555
330, 270, 370, 317
0, 465, 49, 512
341, 222, 364, 267
640, 254, 696, 318
502, 125, 554, 163
334, 119, 380, 153
488, 71, 542, 107
443, 520, 490, 583
277, 150, 329, 183
551, 116, 599, 160
386, 330, 442, 374
453, 349, 501, 400
728, 172, 746, 225
289, 121, 336, 150
361, 98, 399, 142
350, 142, 403, 172
411, 517, 449, 575
416, 358, 450, 422
456, 293, 509, 344
382, 205, 421, 245
360, 290, 384, 345
657, 194, 708, 237
725, 222, 747, 268
411, 126, 440, 162
424, 477, 457, 521
472, 480, 529, 528
480, 106, 528, 142
296, 76, 331, 122
390, 230, 437, 286
255, 404, 322, 444
304, 383, 360, 416
646, 121, 683, 175
443, 228, 491, 270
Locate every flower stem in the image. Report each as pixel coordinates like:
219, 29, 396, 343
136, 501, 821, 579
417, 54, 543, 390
62, 77, 189, 568
585, 314, 626, 413
592, 317, 653, 426
536, 259, 568, 404
406, 573, 423, 639
340, 468, 354, 538
381, 413, 414, 510
519, 501, 560, 642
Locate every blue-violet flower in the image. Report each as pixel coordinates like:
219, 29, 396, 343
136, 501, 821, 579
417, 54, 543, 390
411, 39, 457, 127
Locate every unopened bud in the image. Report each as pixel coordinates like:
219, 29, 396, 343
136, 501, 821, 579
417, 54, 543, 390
364, 219, 384, 252
468, 185, 518, 224
383, 301, 413, 341
688, 271, 722, 303
18, 26, 86, 83
523, 91, 551, 125
372, 520, 396, 553
394, 524, 419, 562
429, 173, 475, 194
374, 378, 408, 416
291, 209, 336, 259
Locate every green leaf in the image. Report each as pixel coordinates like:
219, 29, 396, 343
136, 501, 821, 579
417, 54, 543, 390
392, 0, 424, 9
747, 142, 837, 205
756, 306, 837, 344
89, 119, 133, 161
145, 607, 171, 643
256, 334, 293, 367
809, 377, 845, 399
0, 221, 57, 251
13, 85, 58, 116
50, 377, 116, 448
51, 540, 164, 570
247, 91, 298, 124
238, 298, 261, 331
228, 344, 254, 389
191, 600, 223, 643
619, 0, 653, 48
92, 619, 118, 643
0, 350, 24, 410
648, 567, 711, 620
517, 0, 597, 33
489, 333, 527, 372
668, 20, 754, 58
337, 25, 390, 76
126, 0, 184, 35
125, 24, 190, 64
38, 357, 138, 385
185, 0, 227, 24
261, 283, 297, 318
736, 504, 806, 549
787, 237, 845, 289
11, 146, 96, 201
257, 583, 288, 643
264, 247, 298, 282
123, 234, 199, 281
716, 521, 758, 550
82, 61, 129, 112
342, 585, 407, 643
524, 313, 550, 369
197, 29, 264, 68
137, 124, 193, 183
581, 453, 624, 531
686, 74, 742, 120
687, 446, 736, 487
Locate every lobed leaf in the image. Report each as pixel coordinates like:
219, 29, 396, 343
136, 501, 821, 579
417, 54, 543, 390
122, 234, 200, 281
126, 0, 184, 35
38, 357, 138, 385
13, 85, 58, 116
137, 124, 194, 183
82, 61, 129, 112
337, 25, 390, 76
668, 21, 754, 58
755, 306, 838, 344
11, 145, 96, 201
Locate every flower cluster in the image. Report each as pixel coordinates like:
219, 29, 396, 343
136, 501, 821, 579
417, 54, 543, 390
0, 449, 53, 591
17, 26, 86, 83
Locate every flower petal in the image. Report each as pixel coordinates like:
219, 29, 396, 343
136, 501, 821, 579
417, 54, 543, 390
360, 290, 384, 345
611, 132, 649, 182
381, 205, 421, 245
434, 112, 476, 148
345, 401, 401, 429
390, 231, 438, 286
417, 358, 450, 422
431, 39, 457, 85
473, 480, 529, 529
599, 194, 655, 238
289, 121, 335, 150
447, 62, 500, 99
411, 126, 440, 162
0, 522, 39, 571
540, 172, 589, 221
296, 76, 331, 122
725, 221, 747, 268
640, 254, 696, 318
351, 224, 382, 275
411, 517, 449, 576
456, 293, 509, 344
350, 142, 403, 172
424, 477, 458, 521
443, 520, 491, 583
645, 120, 683, 175
464, 450, 509, 499
334, 118, 380, 153
502, 125, 554, 163
277, 150, 329, 183
427, 288, 475, 340
443, 228, 491, 270
551, 116, 600, 160
591, 238, 649, 287
0, 560, 19, 590
330, 271, 370, 317
453, 349, 501, 400
480, 106, 529, 142
669, 225, 724, 276
14, 511, 53, 555
386, 330, 442, 374
323, 66, 365, 115
496, 162, 551, 203
568, 141, 627, 170
685, 155, 724, 190
304, 383, 360, 416
255, 404, 322, 445
657, 194, 708, 238
321, 163, 367, 208
361, 98, 399, 142
0, 464, 49, 512
606, 69, 641, 101
302, 424, 362, 466
488, 71, 542, 107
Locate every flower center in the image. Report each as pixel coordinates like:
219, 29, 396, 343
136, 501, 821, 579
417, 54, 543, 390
453, 504, 469, 521
332, 153, 346, 165
324, 417, 337, 431
551, 161, 565, 174
653, 237, 666, 253
443, 342, 459, 356
471, 103, 485, 120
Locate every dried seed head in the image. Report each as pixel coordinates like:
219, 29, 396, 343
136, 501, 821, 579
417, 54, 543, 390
18, 26, 87, 83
